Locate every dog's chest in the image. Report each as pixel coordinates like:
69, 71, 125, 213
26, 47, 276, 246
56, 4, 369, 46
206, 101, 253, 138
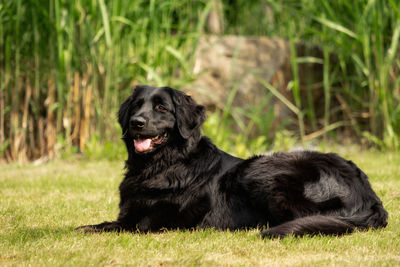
123, 165, 200, 200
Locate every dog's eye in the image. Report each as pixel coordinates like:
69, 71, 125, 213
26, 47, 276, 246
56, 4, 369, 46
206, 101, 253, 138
155, 104, 167, 112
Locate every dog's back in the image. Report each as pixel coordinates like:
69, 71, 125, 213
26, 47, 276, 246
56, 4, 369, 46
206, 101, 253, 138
231, 151, 388, 237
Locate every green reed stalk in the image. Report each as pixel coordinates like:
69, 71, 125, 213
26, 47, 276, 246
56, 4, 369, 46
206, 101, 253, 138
54, 0, 65, 133
288, 23, 305, 146
322, 26, 331, 147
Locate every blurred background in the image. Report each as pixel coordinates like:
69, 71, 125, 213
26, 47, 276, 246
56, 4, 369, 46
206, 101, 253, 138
0, 0, 399, 162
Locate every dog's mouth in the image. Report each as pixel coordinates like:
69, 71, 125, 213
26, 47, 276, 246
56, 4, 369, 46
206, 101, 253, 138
133, 132, 168, 153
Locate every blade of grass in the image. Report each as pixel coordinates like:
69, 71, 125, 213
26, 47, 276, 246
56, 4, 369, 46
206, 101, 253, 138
313, 16, 359, 39
255, 76, 301, 115
98, 0, 111, 48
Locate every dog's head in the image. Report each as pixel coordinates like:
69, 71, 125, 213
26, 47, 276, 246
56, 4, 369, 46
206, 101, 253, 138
118, 85, 206, 154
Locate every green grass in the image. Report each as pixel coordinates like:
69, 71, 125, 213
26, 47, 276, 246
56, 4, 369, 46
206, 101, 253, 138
1, 150, 399, 266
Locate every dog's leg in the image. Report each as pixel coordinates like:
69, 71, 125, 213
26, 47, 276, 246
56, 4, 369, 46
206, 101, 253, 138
260, 215, 354, 238
74, 221, 123, 233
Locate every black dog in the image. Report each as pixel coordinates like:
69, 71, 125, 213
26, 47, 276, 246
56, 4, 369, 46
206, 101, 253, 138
76, 85, 388, 238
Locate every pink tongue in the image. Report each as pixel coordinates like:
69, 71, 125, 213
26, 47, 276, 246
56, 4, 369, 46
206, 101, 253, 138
134, 138, 152, 152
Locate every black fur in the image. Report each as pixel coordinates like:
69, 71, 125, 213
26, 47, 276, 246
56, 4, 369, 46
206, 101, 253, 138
76, 85, 388, 238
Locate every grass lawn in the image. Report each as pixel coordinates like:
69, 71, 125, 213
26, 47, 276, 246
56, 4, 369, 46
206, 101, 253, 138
1, 150, 399, 266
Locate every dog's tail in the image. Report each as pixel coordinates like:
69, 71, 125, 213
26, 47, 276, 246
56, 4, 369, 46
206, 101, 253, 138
261, 215, 354, 238
261, 204, 388, 238
337, 202, 388, 230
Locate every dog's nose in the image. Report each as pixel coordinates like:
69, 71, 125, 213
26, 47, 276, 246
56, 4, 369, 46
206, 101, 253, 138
130, 117, 146, 129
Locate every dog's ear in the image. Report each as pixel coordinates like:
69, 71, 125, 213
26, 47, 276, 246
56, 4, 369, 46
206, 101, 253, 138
118, 85, 146, 135
168, 88, 206, 139
118, 95, 133, 135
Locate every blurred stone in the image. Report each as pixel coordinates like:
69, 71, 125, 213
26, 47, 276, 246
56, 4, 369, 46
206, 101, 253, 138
185, 35, 326, 135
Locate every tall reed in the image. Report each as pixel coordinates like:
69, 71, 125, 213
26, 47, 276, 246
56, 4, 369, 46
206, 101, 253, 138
0, 0, 208, 161
267, 0, 400, 149
1, 0, 399, 162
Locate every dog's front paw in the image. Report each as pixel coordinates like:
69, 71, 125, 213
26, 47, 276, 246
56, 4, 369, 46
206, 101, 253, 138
74, 225, 103, 233
260, 229, 287, 239
74, 221, 122, 233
